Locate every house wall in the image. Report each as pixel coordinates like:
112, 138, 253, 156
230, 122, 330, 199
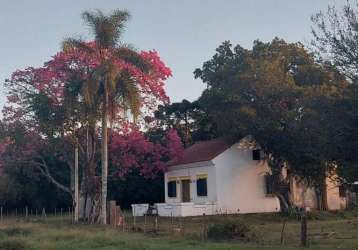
290, 176, 346, 211
290, 178, 318, 209
164, 164, 217, 204
155, 202, 217, 217
326, 176, 346, 210
213, 140, 280, 214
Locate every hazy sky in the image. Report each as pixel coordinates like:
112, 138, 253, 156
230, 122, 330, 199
0, 0, 343, 110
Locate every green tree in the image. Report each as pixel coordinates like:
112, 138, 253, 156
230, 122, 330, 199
311, 1, 358, 83
311, 1, 358, 183
195, 38, 348, 208
153, 100, 218, 147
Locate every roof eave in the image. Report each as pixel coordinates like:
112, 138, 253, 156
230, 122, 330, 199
166, 160, 214, 172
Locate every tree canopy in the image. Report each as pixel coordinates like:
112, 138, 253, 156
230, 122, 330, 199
194, 38, 354, 188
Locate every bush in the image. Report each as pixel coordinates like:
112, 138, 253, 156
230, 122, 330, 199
0, 239, 28, 250
0, 227, 31, 237
206, 218, 257, 241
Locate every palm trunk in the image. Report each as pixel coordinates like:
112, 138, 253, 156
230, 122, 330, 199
101, 92, 108, 224
74, 143, 79, 223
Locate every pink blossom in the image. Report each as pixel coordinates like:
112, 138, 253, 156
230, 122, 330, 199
109, 127, 183, 179
3, 41, 171, 123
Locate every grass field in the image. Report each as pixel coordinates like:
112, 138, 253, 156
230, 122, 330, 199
0, 210, 358, 250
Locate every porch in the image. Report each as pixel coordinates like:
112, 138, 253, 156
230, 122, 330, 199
132, 202, 217, 217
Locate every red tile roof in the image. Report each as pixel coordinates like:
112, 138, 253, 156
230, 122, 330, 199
167, 138, 231, 166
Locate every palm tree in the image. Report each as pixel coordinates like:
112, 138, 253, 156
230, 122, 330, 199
64, 9, 147, 224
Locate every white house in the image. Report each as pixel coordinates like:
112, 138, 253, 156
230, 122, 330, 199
132, 136, 281, 217
287, 171, 347, 211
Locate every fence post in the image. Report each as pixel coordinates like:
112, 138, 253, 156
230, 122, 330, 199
301, 211, 308, 247
155, 215, 158, 233
170, 212, 174, 232
133, 214, 136, 228
280, 218, 287, 245
42, 208, 46, 218
0, 207, 2, 222
114, 207, 117, 228
171, 212, 173, 225
144, 213, 147, 233
202, 214, 207, 241
180, 216, 184, 236
25, 206, 28, 219
54, 208, 56, 217
68, 207, 71, 223
122, 214, 125, 232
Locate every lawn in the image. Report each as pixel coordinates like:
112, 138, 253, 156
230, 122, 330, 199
0, 210, 358, 250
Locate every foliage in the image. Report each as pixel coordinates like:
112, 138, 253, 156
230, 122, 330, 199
60, 9, 172, 223
108, 171, 164, 208
0, 239, 28, 250
311, 1, 358, 182
194, 38, 350, 188
1, 9, 173, 217
0, 228, 32, 237
152, 100, 219, 147
109, 126, 183, 178
311, 1, 358, 83
1, 211, 358, 249
3, 45, 171, 127
207, 218, 257, 241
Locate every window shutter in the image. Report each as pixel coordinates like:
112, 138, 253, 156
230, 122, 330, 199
252, 149, 261, 160
197, 178, 208, 196
167, 181, 177, 198
265, 175, 274, 195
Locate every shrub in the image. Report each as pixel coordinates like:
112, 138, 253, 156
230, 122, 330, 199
0, 228, 31, 237
206, 218, 257, 241
0, 239, 28, 250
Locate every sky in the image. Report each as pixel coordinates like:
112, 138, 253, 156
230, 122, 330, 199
0, 0, 344, 110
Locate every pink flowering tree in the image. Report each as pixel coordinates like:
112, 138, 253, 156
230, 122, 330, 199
62, 9, 173, 224
3, 9, 174, 223
109, 127, 183, 179
0, 122, 74, 195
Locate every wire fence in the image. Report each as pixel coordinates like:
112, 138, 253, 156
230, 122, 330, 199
0, 206, 74, 223
0, 206, 209, 239
1, 207, 358, 247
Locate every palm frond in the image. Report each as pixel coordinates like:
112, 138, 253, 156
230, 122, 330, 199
116, 73, 141, 122
82, 9, 130, 48
114, 46, 150, 72
62, 38, 95, 54
82, 9, 104, 32
108, 9, 130, 42
82, 77, 101, 106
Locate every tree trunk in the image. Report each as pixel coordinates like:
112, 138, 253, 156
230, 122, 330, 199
301, 210, 308, 247
300, 185, 308, 247
74, 143, 79, 223
321, 178, 328, 211
101, 93, 108, 224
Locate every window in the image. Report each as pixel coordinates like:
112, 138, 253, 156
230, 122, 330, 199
339, 185, 346, 198
197, 178, 208, 196
167, 181, 177, 198
352, 184, 358, 193
265, 175, 274, 195
252, 149, 261, 160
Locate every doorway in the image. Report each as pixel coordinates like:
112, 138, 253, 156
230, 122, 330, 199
181, 180, 191, 202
